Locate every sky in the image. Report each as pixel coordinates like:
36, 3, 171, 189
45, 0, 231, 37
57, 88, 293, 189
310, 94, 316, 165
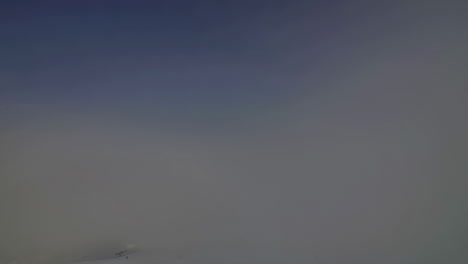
1, 1, 467, 264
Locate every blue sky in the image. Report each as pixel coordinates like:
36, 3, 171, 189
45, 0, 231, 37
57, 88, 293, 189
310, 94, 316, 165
0, 1, 357, 123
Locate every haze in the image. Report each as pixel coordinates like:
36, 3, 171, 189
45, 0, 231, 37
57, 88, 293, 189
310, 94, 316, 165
1, 1, 467, 264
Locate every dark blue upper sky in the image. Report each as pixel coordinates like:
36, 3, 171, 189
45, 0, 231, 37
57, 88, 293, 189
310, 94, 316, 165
0, 1, 373, 123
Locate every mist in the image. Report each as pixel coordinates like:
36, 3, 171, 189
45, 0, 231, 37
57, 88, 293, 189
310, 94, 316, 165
1, 1, 467, 263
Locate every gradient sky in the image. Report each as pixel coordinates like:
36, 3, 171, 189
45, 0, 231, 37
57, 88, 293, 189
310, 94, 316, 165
1, 1, 467, 264
0, 1, 401, 124
2, 2, 334, 112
